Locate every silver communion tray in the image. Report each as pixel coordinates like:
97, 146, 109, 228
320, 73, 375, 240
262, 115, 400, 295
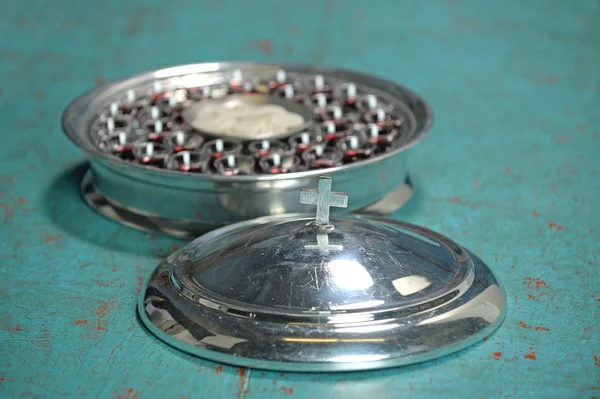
139, 176, 506, 372
62, 62, 432, 238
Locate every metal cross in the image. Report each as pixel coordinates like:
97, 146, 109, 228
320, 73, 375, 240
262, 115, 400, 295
300, 175, 348, 227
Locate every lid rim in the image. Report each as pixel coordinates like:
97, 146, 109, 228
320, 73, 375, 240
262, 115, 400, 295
139, 249, 505, 372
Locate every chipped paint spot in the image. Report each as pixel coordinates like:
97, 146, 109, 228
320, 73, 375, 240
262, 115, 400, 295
548, 221, 564, 232
253, 39, 273, 56
519, 321, 532, 329
117, 388, 139, 399
492, 352, 502, 360
524, 353, 537, 360
535, 326, 549, 332
447, 196, 468, 205
96, 302, 110, 332
522, 277, 547, 290
236, 368, 247, 398
215, 365, 222, 374
136, 276, 144, 292
0, 195, 28, 221
594, 355, 600, 367
280, 387, 294, 395
44, 234, 61, 243
74, 319, 87, 325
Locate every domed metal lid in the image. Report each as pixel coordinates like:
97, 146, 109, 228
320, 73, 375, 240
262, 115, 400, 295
139, 176, 505, 372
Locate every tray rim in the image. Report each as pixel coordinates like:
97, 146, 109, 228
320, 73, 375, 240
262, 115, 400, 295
62, 61, 433, 183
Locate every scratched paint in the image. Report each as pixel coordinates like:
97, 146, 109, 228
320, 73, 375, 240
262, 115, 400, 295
0, 0, 599, 398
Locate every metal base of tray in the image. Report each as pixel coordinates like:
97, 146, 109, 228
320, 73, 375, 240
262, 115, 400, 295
81, 169, 414, 239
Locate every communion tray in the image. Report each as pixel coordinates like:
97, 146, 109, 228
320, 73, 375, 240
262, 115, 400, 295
62, 62, 432, 237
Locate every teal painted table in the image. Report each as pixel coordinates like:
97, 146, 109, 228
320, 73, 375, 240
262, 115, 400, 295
1, 1, 598, 398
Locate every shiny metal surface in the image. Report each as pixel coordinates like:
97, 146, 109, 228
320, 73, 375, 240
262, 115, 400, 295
139, 206, 505, 371
183, 94, 313, 140
81, 170, 414, 238
63, 62, 432, 236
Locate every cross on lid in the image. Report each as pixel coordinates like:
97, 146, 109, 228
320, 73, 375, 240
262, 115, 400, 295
300, 175, 348, 227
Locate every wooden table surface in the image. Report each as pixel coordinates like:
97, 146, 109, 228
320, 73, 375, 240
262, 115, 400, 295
0, 0, 598, 398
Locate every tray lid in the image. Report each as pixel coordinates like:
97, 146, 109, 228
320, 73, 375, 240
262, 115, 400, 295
139, 175, 506, 372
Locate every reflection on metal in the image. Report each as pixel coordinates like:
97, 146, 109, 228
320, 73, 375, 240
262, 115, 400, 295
334, 323, 399, 334
392, 275, 433, 296
417, 285, 504, 326
200, 335, 248, 349
329, 300, 385, 311
330, 355, 390, 363
282, 338, 386, 343
304, 233, 343, 254
326, 259, 374, 291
